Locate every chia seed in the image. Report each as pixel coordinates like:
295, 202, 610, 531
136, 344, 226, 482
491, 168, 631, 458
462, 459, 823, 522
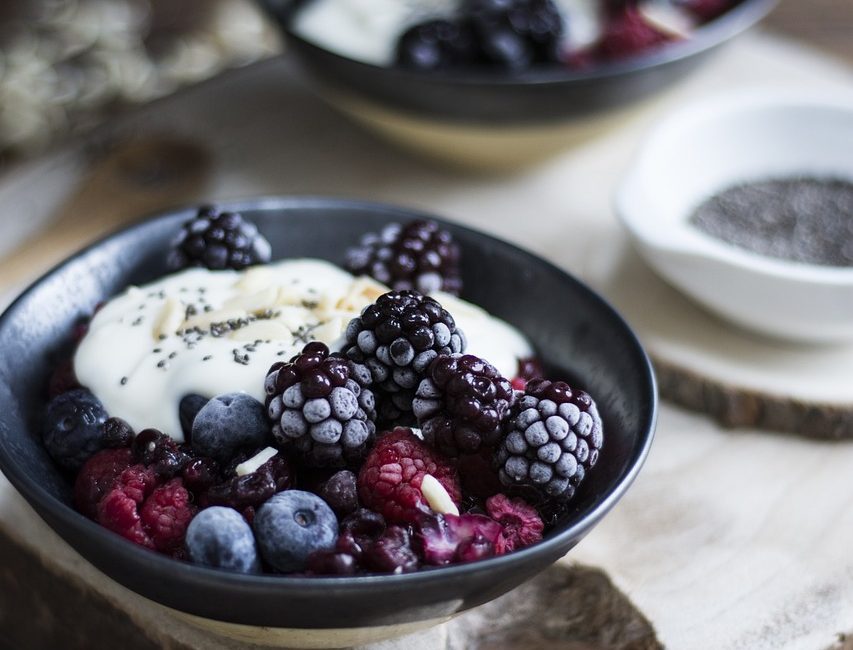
689, 177, 853, 267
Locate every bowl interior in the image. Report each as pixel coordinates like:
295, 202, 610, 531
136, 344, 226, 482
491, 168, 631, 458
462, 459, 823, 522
0, 199, 656, 628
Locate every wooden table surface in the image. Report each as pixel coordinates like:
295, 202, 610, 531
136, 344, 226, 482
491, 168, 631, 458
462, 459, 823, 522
767, 0, 853, 63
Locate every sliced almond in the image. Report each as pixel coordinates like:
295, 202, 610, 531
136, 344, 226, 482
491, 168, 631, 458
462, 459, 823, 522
223, 286, 278, 313
421, 474, 459, 516
152, 298, 184, 340
236, 447, 278, 476
234, 266, 274, 293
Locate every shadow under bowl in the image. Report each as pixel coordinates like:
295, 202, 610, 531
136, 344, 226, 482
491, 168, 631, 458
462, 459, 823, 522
0, 198, 656, 646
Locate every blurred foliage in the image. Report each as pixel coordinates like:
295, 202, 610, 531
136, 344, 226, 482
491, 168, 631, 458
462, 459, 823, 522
0, 0, 281, 161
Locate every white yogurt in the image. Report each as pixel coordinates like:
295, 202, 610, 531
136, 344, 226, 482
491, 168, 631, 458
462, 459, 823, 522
75, 260, 532, 441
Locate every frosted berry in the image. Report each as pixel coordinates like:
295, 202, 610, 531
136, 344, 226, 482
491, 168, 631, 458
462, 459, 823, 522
168, 206, 271, 271
265, 342, 376, 468
344, 220, 462, 296
357, 428, 461, 525
253, 490, 338, 573
43, 389, 110, 471
191, 393, 269, 463
486, 493, 544, 553
495, 379, 603, 503
186, 506, 261, 574
74, 448, 134, 520
413, 353, 515, 456
344, 291, 465, 423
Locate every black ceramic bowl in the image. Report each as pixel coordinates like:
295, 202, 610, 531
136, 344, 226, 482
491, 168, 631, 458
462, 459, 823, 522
0, 198, 656, 646
258, 0, 777, 168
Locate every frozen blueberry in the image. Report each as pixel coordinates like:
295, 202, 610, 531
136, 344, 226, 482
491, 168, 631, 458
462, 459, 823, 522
43, 389, 109, 471
253, 490, 338, 573
192, 392, 269, 462
179, 394, 208, 441
185, 506, 260, 574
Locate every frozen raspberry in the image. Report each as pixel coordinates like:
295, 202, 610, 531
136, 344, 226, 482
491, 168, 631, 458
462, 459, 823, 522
344, 291, 466, 423
511, 357, 545, 392
362, 525, 419, 574
139, 478, 196, 554
74, 448, 134, 520
97, 465, 160, 548
678, 0, 734, 22
344, 220, 463, 296
357, 428, 461, 525
132, 429, 191, 479
495, 379, 603, 504
486, 494, 544, 553
415, 512, 503, 565
413, 353, 515, 457
593, 5, 674, 62
266, 342, 376, 468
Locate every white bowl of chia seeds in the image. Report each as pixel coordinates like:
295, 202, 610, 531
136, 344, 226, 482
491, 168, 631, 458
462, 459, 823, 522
616, 89, 853, 343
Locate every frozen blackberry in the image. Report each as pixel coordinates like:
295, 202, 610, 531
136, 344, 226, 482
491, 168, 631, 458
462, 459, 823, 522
167, 205, 271, 271
495, 379, 603, 503
344, 220, 463, 296
464, 0, 565, 69
413, 354, 515, 457
343, 291, 466, 423
265, 342, 377, 468
396, 20, 479, 71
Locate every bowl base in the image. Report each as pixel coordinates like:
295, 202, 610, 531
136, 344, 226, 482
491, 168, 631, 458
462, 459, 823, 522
165, 605, 452, 648
320, 89, 659, 171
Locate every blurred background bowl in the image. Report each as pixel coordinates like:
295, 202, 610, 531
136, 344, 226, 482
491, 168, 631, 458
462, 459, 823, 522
259, 0, 778, 169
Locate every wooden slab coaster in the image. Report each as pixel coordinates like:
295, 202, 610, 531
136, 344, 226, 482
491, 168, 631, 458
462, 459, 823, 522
587, 236, 853, 439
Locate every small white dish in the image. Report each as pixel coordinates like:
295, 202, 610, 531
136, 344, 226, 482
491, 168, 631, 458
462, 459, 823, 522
616, 89, 853, 344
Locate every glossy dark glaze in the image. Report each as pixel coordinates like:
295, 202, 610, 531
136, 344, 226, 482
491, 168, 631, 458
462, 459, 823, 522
0, 198, 656, 628
259, 0, 777, 125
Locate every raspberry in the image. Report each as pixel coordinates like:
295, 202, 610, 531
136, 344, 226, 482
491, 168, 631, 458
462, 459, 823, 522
592, 5, 674, 61
344, 291, 466, 423
486, 494, 544, 553
74, 448, 134, 520
132, 429, 191, 479
495, 379, 603, 503
357, 428, 461, 525
97, 465, 160, 548
413, 353, 515, 456
511, 357, 545, 392
678, 0, 734, 22
139, 478, 196, 554
167, 205, 272, 271
265, 342, 377, 468
415, 512, 503, 565
344, 220, 463, 296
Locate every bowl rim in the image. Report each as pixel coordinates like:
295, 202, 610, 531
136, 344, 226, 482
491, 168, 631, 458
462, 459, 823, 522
0, 196, 657, 598
616, 88, 853, 286
275, 0, 778, 87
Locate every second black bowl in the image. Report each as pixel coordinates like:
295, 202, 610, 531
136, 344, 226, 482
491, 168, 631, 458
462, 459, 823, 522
0, 198, 656, 646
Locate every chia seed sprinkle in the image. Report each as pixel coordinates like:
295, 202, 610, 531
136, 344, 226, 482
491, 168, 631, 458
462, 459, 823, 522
157, 360, 169, 369
690, 177, 853, 267
203, 355, 213, 361
120, 377, 128, 386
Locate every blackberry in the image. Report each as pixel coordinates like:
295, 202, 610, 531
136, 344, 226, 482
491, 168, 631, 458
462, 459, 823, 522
396, 20, 479, 71
495, 379, 603, 503
344, 220, 463, 296
265, 342, 377, 468
343, 291, 466, 423
465, 0, 565, 69
413, 354, 515, 457
167, 205, 271, 271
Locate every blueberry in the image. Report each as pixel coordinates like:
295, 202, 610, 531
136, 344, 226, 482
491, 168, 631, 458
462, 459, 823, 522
320, 470, 358, 517
186, 506, 260, 574
43, 389, 109, 471
192, 392, 269, 462
253, 490, 338, 573
179, 394, 208, 441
